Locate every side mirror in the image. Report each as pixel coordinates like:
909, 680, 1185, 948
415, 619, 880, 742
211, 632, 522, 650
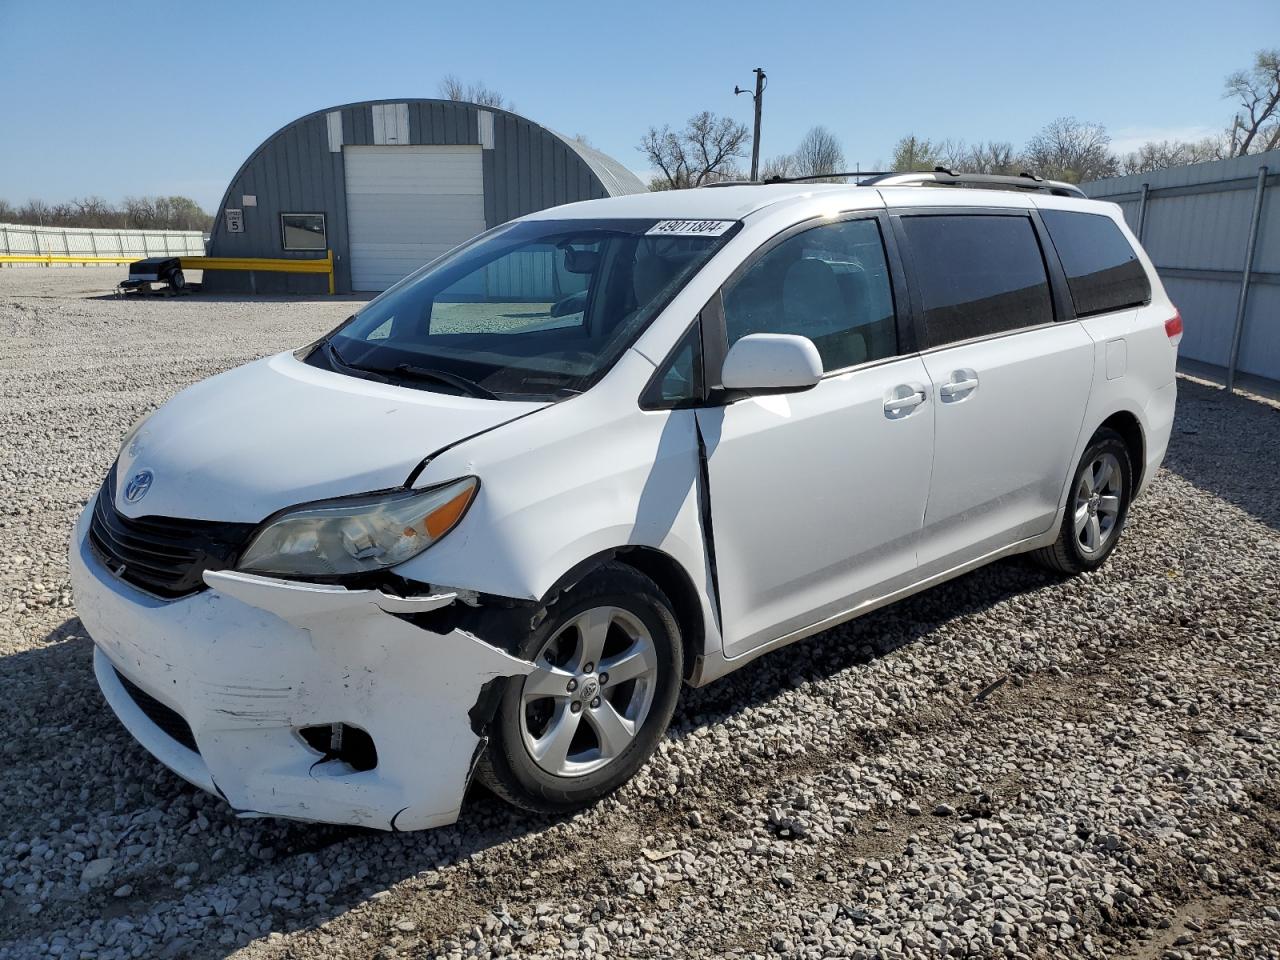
720, 333, 823, 394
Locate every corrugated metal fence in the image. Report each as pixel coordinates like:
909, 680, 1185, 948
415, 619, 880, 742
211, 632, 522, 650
1083, 150, 1279, 386
0, 222, 206, 263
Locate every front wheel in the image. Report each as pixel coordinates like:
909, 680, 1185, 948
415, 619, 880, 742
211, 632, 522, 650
1032, 427, 1133, 575
476, 563, 683, 814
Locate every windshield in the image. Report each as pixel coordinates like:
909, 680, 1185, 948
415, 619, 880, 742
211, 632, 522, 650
319, 218, 739, 400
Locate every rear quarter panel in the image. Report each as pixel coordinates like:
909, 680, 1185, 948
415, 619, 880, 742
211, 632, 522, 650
1032, 196, 1178, 500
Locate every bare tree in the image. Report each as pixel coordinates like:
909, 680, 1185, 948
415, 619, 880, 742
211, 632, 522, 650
793, 126, 846, 181
439, 73, 466, 101
760, 153, 797, 181
1023, 117, 1118, 183
639, 112, 750, 189
71, 196, 115, 224
891, 135, 941, 172
955, 140, 1020, 174
18, 199, 53, 226
123, 196, 160, 229
1120, 136, 1229, 175
1, 195, 211, 230
438, 74, 512, 111
1225, 48, 1280, 155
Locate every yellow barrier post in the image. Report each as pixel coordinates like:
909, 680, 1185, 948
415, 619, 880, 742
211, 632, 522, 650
179, 249, 335, 294
0, 250, 337, 294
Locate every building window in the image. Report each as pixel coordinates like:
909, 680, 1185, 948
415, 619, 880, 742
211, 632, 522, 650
281, 213, 327, 251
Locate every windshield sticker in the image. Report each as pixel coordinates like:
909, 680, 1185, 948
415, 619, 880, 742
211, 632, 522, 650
646, 220, 735, 237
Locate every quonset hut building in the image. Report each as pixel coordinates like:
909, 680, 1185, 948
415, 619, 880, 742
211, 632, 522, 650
204, 98, 646, 294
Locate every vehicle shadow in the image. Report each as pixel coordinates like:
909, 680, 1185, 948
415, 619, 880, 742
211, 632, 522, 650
1160, 377, 1280, 531
670, 553, 1059, 740
1, 547, 1061, 957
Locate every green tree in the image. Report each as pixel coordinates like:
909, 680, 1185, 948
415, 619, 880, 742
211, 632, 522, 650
891, 135, 940, 172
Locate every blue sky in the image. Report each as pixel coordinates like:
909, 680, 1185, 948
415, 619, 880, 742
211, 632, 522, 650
1, 1, 1274, 210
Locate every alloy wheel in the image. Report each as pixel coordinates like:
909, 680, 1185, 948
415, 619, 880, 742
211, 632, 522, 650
520, 605, 659, 777
1073, 451, 1123, 556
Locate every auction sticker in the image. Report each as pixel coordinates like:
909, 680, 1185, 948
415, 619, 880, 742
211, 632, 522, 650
646, 220, 735, 237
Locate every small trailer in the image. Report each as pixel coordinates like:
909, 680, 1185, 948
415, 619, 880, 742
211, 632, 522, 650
118, 257, 188, 295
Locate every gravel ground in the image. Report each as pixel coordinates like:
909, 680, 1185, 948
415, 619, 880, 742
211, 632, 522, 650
1, 267, 1277, 960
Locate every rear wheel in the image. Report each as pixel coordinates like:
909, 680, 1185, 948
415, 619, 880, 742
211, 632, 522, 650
168, 269, 187, 291
1032, 427, 1133, 574
476, 563, 683, 813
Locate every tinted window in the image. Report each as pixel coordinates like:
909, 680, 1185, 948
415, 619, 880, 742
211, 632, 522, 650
723, 218, 898, 372
902, 215, 1054, 348
1041, 210, 1151, 317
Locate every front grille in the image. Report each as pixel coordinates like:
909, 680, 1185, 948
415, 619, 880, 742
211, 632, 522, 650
88, 464, 257, 599
114, 667, 199, 754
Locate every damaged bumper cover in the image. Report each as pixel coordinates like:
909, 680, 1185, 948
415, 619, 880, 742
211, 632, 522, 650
69, 499, 533, 831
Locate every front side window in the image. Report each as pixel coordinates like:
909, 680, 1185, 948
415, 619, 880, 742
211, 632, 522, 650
324, 219, 737, 400
901, 214, 1053, 348
281, 213, 326, 251
1040, 209, 1151, 317
722, 218, 898, 373
642, 321, 703, 409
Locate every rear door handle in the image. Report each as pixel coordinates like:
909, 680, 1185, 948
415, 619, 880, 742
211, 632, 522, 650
939, 369, 980, 401
884, 384, 927, 417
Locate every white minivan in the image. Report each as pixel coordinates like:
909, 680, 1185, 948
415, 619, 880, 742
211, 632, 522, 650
71, 173, 1179, 831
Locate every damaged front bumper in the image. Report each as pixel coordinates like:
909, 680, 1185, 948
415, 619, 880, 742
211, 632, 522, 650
69, 499, 533, 831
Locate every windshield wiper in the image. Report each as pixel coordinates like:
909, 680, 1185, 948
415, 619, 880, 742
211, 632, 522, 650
392, 363, 499, 401
325, 339, 360, 371
325, 338, 497, 399
325, 337, 392, 377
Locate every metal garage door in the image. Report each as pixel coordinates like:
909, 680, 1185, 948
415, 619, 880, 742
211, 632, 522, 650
344, 145, 487, 292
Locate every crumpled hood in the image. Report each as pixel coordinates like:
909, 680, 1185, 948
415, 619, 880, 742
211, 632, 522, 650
113, 351, 546, 522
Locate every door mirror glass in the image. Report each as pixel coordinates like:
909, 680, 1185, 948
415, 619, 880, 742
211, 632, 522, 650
720, 333, 822, 394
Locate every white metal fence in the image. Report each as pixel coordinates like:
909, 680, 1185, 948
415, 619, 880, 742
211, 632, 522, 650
1083, 150, 1280, 387
0, 222, 207, 263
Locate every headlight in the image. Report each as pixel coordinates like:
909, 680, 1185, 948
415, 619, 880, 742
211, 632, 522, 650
237, 477, 478, 577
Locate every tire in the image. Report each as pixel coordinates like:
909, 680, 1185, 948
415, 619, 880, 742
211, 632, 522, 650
476, 562, 683, 814
168, 269, 186, 291
1032, 427, 1134, 575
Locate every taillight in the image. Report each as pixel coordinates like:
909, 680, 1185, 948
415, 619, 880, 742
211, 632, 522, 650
1165, 310, 1183, 347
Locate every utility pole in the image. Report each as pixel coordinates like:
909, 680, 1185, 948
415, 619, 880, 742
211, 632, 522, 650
735, 67, 766, 181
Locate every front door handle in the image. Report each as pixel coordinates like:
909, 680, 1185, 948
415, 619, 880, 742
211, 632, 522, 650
939, 369, 980, 402
884, 384, 927, 417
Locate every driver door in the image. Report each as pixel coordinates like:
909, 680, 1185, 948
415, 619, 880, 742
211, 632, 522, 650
693, 214, 934, 659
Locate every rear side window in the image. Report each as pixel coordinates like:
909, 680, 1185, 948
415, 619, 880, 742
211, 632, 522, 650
722, 218, 898, 372
1040, 210, 1151, 317
901, 215, 1054, 348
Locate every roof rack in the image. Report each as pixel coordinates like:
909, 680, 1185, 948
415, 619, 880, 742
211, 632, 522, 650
854, 168, 1087, 198
709, 166, 1087, 199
